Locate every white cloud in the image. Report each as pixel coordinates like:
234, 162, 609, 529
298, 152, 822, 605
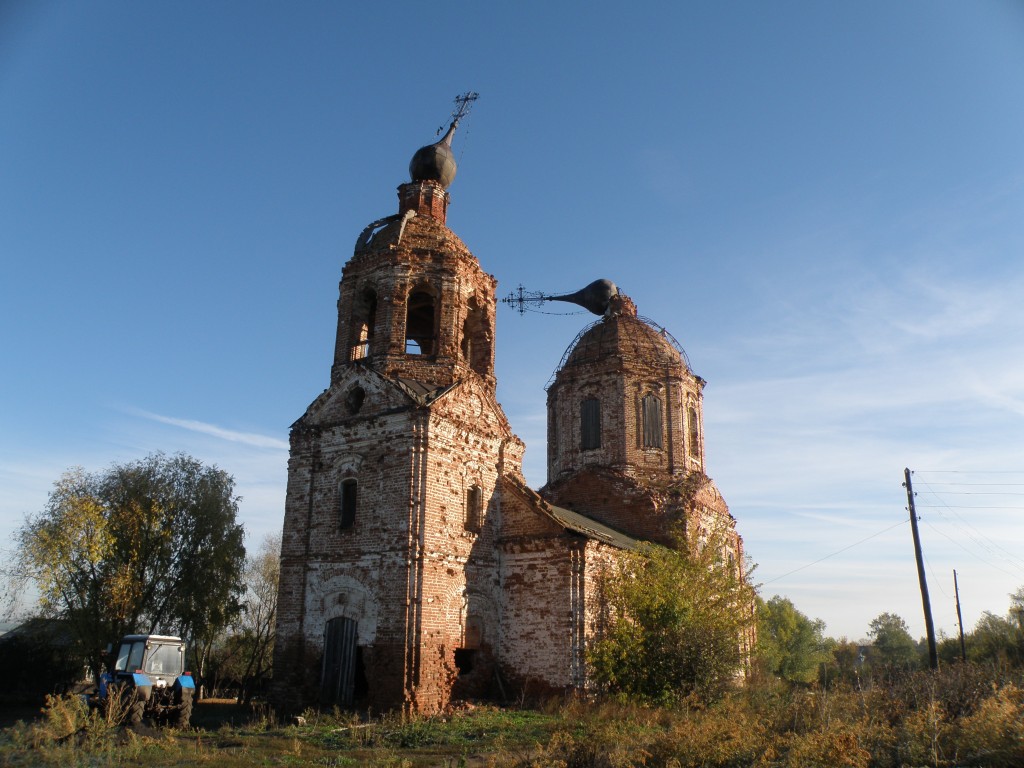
126, 408, 290, 450
691, 256, 1024, 639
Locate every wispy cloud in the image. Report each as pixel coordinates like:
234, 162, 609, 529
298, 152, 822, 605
127, 408, 289, 451
688, 256, 1024, 639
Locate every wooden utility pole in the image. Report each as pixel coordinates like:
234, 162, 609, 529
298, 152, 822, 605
954, 569, 967, 662
904, 468, 938, 670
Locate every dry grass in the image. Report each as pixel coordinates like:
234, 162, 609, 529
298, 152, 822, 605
1, 664, 1022, 767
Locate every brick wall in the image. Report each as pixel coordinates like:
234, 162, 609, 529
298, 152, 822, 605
273, 152, 748, 716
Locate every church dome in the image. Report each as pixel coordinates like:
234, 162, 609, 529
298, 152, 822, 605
555, 297, 690, 377
409, 122, 458, 188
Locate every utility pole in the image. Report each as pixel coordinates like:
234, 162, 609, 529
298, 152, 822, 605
954, 569, 967, 663
904, 468, 938, 670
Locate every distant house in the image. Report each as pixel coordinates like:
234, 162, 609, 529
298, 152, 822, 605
0, 617, 89, 702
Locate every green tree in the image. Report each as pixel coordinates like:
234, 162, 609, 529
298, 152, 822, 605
206, 534, 279, 703
969, 611, 1023, 667
868, 612, 919, 670
15, 453, 246, 680
755, 595, 830, 683
824, 638, 867, 686
587, 526, 756, 705
1009, 587, 1024, 636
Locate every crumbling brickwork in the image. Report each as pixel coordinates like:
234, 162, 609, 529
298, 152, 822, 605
271, 121, 748, 715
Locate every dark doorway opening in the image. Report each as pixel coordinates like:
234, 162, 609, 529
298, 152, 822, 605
321, 617, 358, 707
353, 646, 369, 702
454, 648, 476, 676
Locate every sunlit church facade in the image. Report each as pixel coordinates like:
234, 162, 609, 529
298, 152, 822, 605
270, 112, 746, 713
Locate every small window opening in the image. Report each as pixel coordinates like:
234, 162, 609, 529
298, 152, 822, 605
350, 288, 377, 361
345, 386, 365, 415
580, 397, 601, 450
642, 393, 663, 449
465, 484, 483, 533
405, 289, 436, 355
454, 648, 477, 676
340, 479, 357, 530
688, 405, 700, 458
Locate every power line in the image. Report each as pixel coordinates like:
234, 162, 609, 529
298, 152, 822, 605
917, 504, 1024, 508
918, 482, 1024, 487
919, 491, 1024, 496
761, 519, 908, 586
915, 470, 1024, 475
914, 475, 1024, 571
922, 551, 951, 601
920, 520, 1024, 580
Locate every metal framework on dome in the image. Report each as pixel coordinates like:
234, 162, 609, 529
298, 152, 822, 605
544, 315, 693, 390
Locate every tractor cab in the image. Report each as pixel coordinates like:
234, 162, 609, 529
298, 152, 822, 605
94, 633, 194, 726
112, 635, 185, 688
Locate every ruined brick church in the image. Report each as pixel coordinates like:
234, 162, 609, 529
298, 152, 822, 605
271, 111, 745, 713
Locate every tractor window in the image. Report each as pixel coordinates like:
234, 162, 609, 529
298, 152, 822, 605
145, 644, 182, 676
126, 642, 146, 672
115, 643, 132, 672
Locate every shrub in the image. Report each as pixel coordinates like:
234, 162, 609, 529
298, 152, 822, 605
955, 682, 1024, 767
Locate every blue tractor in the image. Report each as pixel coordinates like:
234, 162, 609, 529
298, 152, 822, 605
95, 634, 195, 727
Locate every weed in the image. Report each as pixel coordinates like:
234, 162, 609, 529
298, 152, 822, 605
2, 665, 1023, 767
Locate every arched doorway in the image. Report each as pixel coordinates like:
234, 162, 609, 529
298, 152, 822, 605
320, 616, 367, 707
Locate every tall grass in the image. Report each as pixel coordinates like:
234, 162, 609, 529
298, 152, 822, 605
1, 663, 1021, 767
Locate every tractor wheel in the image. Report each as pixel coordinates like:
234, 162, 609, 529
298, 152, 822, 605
176, 690, 193, 728
127, 696, 145, 727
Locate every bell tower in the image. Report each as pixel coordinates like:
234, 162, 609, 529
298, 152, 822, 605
330, 97, 495, 390
273, 95, 525, 715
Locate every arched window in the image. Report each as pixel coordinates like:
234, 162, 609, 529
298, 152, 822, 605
465, 484, 482, 533
642, 393, 663, 449
580, 397, 601, 450
339, 479, 357, 530
687, 405, 700, 459
349, 288, 377, 360
405, 288, 436, 355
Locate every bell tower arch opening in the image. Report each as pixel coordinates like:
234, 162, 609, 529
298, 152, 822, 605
461, 297, 490, 376
405, 285, 438, 355
349, 286, 378, 361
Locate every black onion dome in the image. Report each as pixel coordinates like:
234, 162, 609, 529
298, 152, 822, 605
409, 121, 458, 188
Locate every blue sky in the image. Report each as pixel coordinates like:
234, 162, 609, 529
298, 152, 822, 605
3, 1, 1024, 641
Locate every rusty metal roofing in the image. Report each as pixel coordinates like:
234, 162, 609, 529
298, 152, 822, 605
393, 378, 455, 405
502, 474, 638, 550
545, 502, 639, 550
